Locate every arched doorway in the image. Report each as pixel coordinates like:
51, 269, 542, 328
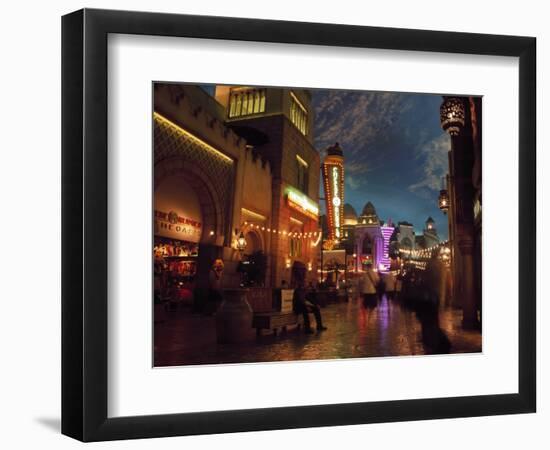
244, 230, 262, 257
154, 159, 226, 305
291, 261, 307, 287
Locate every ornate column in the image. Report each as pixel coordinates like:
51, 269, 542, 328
457, 237, 477, 328
440, 96, 480, 329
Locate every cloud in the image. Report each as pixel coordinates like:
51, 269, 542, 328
346, 175, 362, 190
345, 160, 370, 175
313, 91, 413, 155
408, 133, 450, 196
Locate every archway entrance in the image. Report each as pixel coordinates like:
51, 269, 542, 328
239, 229, 267, 287
154, 175, 204, 304
153, 167, 223, 307
244, 230, 262, 257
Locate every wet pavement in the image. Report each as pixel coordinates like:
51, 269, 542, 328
154, 295, 481, 367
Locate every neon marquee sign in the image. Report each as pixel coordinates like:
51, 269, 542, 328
286, 188, 319, 220
332, 166, 341, 238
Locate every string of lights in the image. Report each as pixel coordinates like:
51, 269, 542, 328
242, 221, 322, 240
398, 239, 450, 259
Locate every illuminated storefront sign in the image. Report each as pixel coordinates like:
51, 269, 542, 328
154, 210, 202, 242
286, 188, 319, 220
154, 176, 204, 243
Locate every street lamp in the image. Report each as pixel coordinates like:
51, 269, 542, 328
438, 189, 450, 214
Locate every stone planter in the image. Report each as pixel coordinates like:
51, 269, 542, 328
215, 289, 254, 344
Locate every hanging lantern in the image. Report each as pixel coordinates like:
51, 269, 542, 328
438, 245, 451, 267
440, 97, 465, 136
236, 231, 247, 252
438, 189, 449, 214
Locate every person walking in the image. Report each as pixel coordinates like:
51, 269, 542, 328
395, 273, 403, 301
359, 262, 379, 308
384, 271, 397, 300
205, 258, 224, 315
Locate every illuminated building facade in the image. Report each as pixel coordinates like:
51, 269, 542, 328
322, 143, 345, 242
422, 217, 439, 249
215, 85, 320, 287
336, 202, 439, 274
154, 83, 321, 302
353, 202, 384, 271
396, 221, 415, 249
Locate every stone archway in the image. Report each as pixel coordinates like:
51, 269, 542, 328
155, 157, 228, 291
244, 229, 263, 256
155, 157, 225, 244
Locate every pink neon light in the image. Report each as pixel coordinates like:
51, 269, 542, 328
379, 225, 394, 272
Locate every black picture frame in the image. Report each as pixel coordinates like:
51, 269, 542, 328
62, 8, 536, 442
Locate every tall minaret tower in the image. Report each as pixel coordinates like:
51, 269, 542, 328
322, 143, 345, 241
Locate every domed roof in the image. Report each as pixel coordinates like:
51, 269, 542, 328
361, 201, 377, 217
343, 203, 357, 220
326, 142, 343, 157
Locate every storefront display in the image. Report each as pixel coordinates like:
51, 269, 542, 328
154, 237, 198, 302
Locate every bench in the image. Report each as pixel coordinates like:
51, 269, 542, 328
252, 311, 303, 336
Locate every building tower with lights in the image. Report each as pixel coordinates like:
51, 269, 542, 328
322, 143, 345, 242
214, 86, 320, 287
422, 216, 440, 249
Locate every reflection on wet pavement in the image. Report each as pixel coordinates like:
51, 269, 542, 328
154, 295, 481, 367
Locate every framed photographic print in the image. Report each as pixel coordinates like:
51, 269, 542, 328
62, 8, 536, 441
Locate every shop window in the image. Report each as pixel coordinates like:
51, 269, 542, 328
228, 88, 266, 118
296, 155, 309, 194
290, 92, 308, 135
289, 237, 302, 258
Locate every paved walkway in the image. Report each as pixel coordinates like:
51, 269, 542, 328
154, 296, 481, 367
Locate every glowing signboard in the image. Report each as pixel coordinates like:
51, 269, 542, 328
332, 166, 341, 238
286, 188, 319, 220
322, 161, 345, 241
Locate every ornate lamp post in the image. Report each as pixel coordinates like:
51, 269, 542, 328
440, 97, 465, 136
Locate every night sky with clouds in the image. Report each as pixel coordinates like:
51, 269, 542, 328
201, 84, 450, 239
312, 89, 450, 239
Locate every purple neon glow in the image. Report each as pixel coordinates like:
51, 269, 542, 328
379, 225, 394, 271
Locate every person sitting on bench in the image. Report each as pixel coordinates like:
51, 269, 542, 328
293, 281, 327, 334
